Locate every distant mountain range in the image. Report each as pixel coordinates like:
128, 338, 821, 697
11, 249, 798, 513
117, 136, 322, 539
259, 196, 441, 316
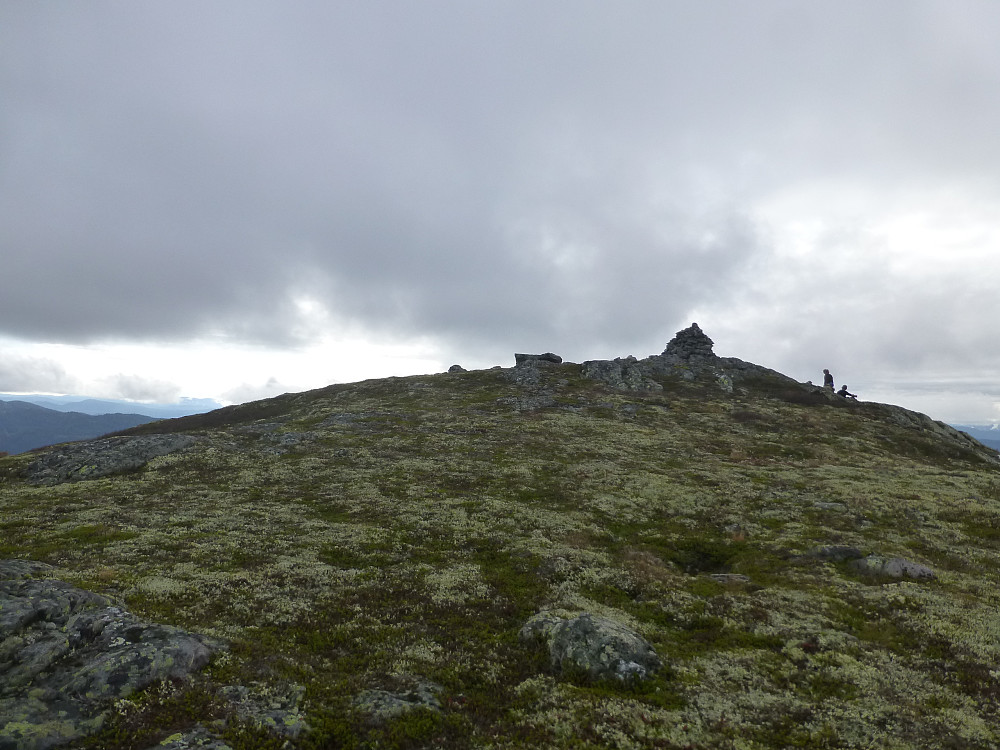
0, 396, 222, 455
0, 400, 163, 455
949, 424, 1000, 452
0, 394, 222, 419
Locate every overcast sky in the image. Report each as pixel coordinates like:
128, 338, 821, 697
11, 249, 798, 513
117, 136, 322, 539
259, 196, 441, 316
3, 1, 1000, 423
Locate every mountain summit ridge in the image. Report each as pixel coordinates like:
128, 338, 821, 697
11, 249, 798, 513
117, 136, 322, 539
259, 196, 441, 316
2, 325, 1000, 749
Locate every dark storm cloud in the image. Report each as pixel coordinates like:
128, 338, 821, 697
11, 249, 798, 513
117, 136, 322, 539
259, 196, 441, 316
3, 2, 1000, 360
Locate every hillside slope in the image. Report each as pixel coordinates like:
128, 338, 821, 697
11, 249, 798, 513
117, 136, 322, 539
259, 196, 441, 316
2, 327, 1000, 749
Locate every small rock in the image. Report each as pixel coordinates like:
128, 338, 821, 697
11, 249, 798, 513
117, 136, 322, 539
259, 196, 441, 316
144, 726, 233, 749
448, 364, 466, 373
353, 680, 443, 726
219, 682, 309, 738
849, 555, 935, 580
520, 612, 661, 682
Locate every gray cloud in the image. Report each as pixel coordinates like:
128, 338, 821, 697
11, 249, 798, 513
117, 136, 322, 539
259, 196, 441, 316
3, 2, 1000, 398
98, 375, 182, 404
0, 353, 78, 394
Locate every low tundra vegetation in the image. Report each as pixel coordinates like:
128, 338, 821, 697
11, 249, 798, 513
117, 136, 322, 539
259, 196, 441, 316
2, 362, 1000, 749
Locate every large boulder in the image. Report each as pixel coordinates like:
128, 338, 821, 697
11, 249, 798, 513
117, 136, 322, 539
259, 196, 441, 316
514, 353, 563, 366
0, 561, 222, 750
520, 612, 661, 682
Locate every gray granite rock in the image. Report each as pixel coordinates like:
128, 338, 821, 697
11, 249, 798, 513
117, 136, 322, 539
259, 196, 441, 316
353, 680, 442, 726
850, 554, 936, 580
580, 358, 663, 392
24, 434, 197, 486
520, 612, 661, 682
218, 682, 309, 738
0, 561, 223, 750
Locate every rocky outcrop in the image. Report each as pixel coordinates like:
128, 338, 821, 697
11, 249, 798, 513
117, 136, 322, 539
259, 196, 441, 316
0, 560, 222, 750
579, 323, 795, 392
24, 434, 197, 486
580, 357, 663, 392
520, 612, 661, 682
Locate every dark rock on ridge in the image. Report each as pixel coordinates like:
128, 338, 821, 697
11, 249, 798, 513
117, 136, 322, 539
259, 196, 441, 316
514, 352, 563, 366
0, 560, 222, 750
24, 434, 197, 486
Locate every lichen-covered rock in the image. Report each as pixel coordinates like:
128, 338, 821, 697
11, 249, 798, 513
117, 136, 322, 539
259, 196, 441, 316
143, 726, 233, 749
0, 561, 223, 750
520, 612, 661, 682
24, 434, 197, 485
218, 682, 309, 738
353, 679, 442, 726
850, 554, 936, 580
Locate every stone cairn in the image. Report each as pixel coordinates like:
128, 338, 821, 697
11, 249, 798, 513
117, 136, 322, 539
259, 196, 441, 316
663, 322, 715, 360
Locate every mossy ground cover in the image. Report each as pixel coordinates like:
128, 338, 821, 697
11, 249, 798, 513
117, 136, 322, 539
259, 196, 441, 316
2, 364, 1000, 748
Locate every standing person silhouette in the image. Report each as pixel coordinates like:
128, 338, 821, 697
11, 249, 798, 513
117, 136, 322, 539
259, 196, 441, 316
823, 369, 834, 390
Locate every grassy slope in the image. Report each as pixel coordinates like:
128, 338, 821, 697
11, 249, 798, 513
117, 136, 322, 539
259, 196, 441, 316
2, 363, 1000, 749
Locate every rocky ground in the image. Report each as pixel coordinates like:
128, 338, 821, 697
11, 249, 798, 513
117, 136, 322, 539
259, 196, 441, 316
2, 325, 1000, 749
